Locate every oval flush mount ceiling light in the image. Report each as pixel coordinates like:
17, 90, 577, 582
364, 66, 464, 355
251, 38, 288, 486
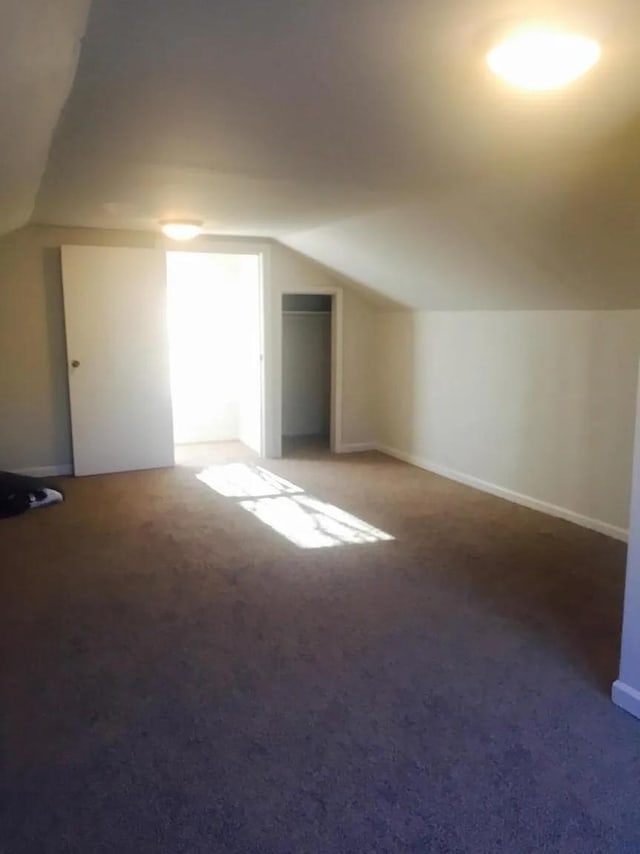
486, 26, 600, 91
160, 220, 203, 241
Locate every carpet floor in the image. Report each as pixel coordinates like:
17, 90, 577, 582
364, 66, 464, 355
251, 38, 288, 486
2, 448, 638, 853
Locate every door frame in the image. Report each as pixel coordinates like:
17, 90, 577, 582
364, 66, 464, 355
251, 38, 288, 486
271, 285, 343, 458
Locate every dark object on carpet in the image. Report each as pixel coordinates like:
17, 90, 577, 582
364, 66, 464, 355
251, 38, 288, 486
0, 470, 64, 518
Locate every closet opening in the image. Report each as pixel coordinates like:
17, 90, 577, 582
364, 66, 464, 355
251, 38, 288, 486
281, 293, 333, 458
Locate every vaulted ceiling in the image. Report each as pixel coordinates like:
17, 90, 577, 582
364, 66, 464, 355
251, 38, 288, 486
0, 0, 90, 235
4, 0, 640, 308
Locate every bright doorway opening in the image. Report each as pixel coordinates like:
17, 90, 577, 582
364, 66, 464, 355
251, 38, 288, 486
167, 252, 263, 466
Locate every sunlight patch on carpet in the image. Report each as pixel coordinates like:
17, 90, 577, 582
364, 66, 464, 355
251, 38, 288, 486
197, 463, 393, 548
197, 463, 303, 498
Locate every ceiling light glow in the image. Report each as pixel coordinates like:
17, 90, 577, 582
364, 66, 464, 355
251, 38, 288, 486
487, 27, 600, 91
161, 221, 203, 240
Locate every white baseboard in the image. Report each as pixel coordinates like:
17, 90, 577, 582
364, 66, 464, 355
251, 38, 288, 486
612, 681, 640, 719
9, 464, 73, 478
336, 442, 377, 454
376, 444, 628, 543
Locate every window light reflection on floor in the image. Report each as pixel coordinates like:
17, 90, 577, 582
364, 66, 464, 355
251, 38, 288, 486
197, 463, 303, 498
197, 463, 394, 549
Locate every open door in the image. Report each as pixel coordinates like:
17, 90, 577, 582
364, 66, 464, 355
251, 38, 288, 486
61, 245, 174, 476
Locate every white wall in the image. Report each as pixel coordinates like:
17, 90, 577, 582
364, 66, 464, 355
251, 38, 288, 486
375, 310, 640, 536
282, 312, 331, 437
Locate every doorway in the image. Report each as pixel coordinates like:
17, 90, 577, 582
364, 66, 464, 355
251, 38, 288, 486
281, 293, 333, 457
167, 251, 263, 466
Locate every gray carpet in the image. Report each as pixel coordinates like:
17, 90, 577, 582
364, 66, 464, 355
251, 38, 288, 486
2, 449, 638, 853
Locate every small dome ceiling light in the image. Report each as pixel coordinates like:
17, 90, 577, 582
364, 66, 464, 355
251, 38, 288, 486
160, 220, 203, 241
486, 26, 600, 91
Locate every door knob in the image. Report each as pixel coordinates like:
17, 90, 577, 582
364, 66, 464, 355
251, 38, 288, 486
71, 359, 80, 368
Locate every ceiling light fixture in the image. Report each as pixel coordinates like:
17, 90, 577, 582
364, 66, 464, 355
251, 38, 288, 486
486, 26, 600, 91
160, 220, 203, 241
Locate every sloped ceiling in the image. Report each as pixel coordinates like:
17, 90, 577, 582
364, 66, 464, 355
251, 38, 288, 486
10, 0, 640, 307
283, 139, 640, 310
0, 0, 90, 235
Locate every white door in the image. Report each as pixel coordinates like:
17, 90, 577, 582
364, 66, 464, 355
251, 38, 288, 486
61, 245, 174, 476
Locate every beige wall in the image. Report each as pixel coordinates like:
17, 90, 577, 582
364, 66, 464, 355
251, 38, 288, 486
375, 310, 640, 536
0, 226, 377, 471
269, 243, 377, 451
